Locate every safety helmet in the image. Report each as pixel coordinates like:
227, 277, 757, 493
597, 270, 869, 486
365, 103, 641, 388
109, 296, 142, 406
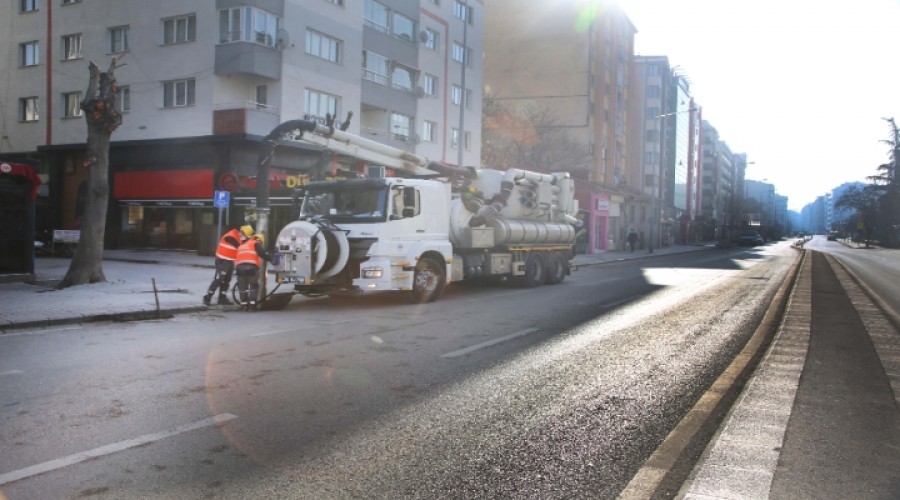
240, 225, 253, 238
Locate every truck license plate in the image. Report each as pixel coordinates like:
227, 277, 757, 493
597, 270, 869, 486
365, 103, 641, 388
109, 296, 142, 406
281, 276, 305, 284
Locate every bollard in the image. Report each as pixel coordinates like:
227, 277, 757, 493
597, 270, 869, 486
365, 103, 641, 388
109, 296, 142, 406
151, 278, 161, 319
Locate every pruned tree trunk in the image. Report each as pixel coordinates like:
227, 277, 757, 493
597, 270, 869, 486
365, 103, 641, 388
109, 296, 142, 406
57, 59, 123, 289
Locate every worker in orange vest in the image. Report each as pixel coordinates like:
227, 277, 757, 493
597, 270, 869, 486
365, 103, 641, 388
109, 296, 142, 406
203, 225, 253, 306
235, 233, 273, 311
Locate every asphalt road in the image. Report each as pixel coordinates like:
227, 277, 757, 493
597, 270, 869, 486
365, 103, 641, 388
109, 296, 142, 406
804, 235, 900, 318
0, 242, 798, 499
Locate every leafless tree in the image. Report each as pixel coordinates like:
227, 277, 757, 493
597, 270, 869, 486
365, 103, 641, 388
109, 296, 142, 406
482, 97, 590, 174
57, 59, 123, 288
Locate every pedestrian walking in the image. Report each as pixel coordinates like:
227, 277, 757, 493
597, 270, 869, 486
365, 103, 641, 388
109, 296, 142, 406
203, 225, 253, 306
235, 233, 273, 311
627, 229, 639, 252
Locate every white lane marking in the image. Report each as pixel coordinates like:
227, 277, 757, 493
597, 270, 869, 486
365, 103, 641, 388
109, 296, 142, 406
0, 370, 24, 376
0, 413, 238, 487
441, 328, 539, 359
250, 320, 354, 337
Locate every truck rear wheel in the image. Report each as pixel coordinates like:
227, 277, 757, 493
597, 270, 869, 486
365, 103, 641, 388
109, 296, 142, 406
411, 257, 445, 303
545, 251, 567, 285
521, 252, 546, 287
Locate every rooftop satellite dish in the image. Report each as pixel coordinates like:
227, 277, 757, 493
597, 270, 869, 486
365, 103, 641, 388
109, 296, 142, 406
418, 30, 429, 44
415, 86, 425, 99
408, 132, 421, 145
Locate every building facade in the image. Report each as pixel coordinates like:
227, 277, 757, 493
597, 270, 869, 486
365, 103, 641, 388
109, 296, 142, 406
1, 0, 483, 252
483, 0, 637, 253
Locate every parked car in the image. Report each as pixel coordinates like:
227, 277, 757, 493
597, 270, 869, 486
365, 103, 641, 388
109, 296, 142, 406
736, 230, 765, 246
827, 231, 839, 241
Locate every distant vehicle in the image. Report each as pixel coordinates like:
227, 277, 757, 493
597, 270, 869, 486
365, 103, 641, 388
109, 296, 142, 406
827, 231, 839, 241
736, 230, 765, 246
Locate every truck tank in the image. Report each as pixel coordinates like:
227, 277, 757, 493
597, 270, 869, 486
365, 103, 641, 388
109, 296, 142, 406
449, 168, 579, 248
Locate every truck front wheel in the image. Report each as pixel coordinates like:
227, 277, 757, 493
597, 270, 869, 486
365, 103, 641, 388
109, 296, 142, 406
411, 257, 445, 303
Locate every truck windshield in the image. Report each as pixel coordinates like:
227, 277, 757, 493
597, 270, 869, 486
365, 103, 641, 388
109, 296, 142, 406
300, 182, 389, 223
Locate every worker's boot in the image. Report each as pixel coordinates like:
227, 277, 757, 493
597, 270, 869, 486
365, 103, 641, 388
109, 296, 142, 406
202, 293, 212, 306
217, 294, 233, 305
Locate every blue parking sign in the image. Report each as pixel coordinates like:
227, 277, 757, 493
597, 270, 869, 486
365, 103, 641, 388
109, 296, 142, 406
214, 190, 230, 208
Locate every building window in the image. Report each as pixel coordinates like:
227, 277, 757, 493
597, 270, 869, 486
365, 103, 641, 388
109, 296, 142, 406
423, 74, 437, 96
20, 0, 38, 12
364, 0, 389, 33
391, 112, 411, 141
218, 7, 280, 48
423, 28, 438, 50
451, 42, 470, 65
451, 85, 472, 108
645, 130, 659, 142
306, 29, 341, 63
163, 14, 196, 45
646, 106, 659, 118
392, 64, 415, 92
109, 26, 130, 53
423, 121, 436, 143
450, 129, 471, 150
163, 79, 195, 108
62, 91, 83, 118
304, 89, 338, 123
61, 34, 82, 60
326, 0, 343, 4
392, 12, 415, 42
454, 0, 472, 23
116, 85, 130, 113
20, 41, 39, 66
19, 97, 39, 122
62, 0, 80, 4
256, 85, 268, 109
362, 50, 389, 85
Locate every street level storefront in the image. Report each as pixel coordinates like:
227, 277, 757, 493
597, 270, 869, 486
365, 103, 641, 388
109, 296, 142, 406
39, 135, 325, 254
114, 169, 311, 254
575, 180, 621, 253
0, 158, 42, 282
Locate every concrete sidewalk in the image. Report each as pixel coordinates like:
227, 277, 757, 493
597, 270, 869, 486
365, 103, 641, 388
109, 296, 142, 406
678, 250, 900, 499
0, 244, 712, 332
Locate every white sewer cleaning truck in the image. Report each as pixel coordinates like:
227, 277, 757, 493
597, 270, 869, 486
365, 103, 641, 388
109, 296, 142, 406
269, 121, 581, 304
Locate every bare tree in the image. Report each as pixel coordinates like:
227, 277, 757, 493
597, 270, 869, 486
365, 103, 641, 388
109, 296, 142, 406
835, 184, 880, 248
57, 59, 123, 288
482, 96, 590, 174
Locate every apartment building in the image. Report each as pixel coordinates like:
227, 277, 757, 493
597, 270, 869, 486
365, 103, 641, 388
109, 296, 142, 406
631, 55, 677, 248
1, 0, 482, 251
699, 120, 736, 241
664, 74, 703, 243
483, 0, 636, 252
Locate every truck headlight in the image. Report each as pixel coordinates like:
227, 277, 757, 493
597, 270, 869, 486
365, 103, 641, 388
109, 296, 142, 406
362, 267, 383, 279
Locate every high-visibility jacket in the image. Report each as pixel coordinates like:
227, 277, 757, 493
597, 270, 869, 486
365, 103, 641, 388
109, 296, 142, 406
215, 229, 242, 260
235, 239, 262, 267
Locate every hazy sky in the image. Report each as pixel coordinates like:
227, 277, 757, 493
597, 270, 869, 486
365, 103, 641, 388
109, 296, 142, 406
618, 0, 900, 211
